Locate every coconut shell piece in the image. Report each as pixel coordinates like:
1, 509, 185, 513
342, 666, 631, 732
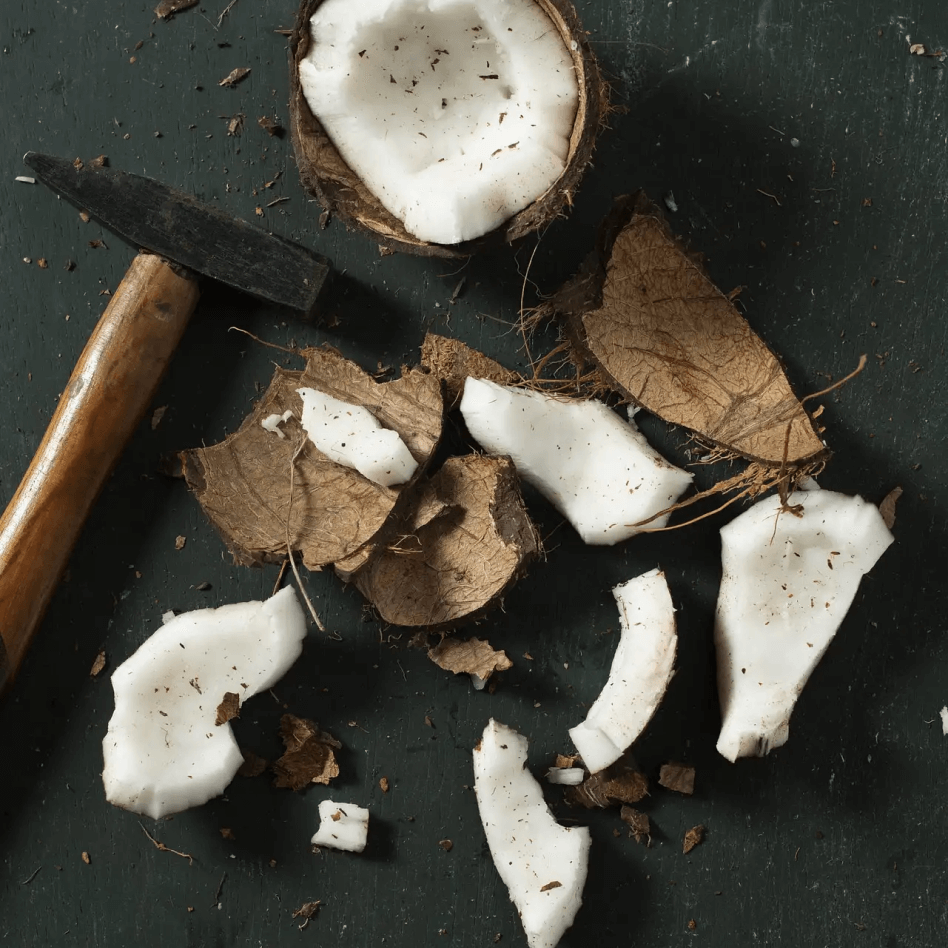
619, 806, 650, 843
879, 485, 902, 529
288, 0, 608, 257
549, 192, 827, 468
350, 455, 540, 630
564, 764, 649, 809
421, 334, 519, 409
682, 824, 705, 854
272, 714, 341, 790
428, 635, 513, 682
180, 346, 442, 570
658, 761, 695, 795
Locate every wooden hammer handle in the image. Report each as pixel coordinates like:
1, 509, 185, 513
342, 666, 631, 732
0, 253, 200, 689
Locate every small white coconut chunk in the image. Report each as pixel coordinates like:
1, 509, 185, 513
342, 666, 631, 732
940, 707, 948, 736
474, 719, 590, 948
311, 799, 370, 853
715, 488, 894, 762
299, 0, 579, 244
261, 409, 294, 439
102, 587, 307, 820
459, 378, 693, 544
568, 568, 677, 774
296, 387, 417, 487
546, 767, 584, 786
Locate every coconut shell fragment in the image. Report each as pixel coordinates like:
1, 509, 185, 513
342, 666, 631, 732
682, 824, 705, 854
549, 192, 826, 468
289, 0, 608, 257
564, 763, 649, 809
272, 714, 341, 790
214, 692, 240, 726
619, 806, 650, 843
180, 346, 442, 570
658, 762, 695, 795
428, 635, 513, 683
351, 455, 539, 630
421, 334, 518, 409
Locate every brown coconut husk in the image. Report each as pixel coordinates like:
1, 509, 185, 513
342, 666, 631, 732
542, 192, 829, 472
288, 0, 609, 257
180, 346, 442, 570
348, 454, 540, 630
420, 333, 520, 409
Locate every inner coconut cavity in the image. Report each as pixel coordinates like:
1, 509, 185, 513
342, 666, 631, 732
299, 0, 579, 244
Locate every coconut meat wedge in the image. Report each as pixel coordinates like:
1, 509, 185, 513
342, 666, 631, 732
459, 378, 693, 545
569, 568, 677, 774
474, 719, 590, 948
293, 0, 602, 250
102, 588, 307, 819
715, 486, 894, 762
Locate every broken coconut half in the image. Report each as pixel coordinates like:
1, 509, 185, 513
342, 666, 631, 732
460, 377, 693, 544
289, 0, 607, 255
102, 587, 306, 819
715, 485, 894, 761
474, 719, 590, 948
569, 568, 677, 773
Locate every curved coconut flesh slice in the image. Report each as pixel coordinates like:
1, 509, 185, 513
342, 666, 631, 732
569, 568, 676, 773
546, 192, 827, 468
474, 719, 590, 948
181, 346, 442, 570
715, 487, 894, 761
459, 377, 693, 545
349, 454, 539, 628
290, 0, 607, 256
102, 587, 307, 819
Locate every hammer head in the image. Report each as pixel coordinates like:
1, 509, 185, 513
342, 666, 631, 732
24, 152, 331, 318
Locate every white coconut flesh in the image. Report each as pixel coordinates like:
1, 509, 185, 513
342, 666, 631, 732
715, 487, 894, 762
261, 409, 294, 439
459, 378, 694, 545
299, 0, 579, 244
474, 719, 590, 948
569, 568, 677, 774
545, 766, 584, 786
102, 587, 307, 820
311, 799, 370, 852
297, 387, 418, 487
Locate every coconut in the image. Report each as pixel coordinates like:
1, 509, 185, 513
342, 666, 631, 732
289, 0, 607, 256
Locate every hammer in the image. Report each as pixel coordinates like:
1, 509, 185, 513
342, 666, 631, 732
0, 153, 331, 691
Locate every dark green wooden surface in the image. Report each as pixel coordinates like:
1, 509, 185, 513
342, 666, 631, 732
1, 1, 946, 945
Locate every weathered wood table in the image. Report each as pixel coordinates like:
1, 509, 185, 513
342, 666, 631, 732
0, 1, 944, 945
